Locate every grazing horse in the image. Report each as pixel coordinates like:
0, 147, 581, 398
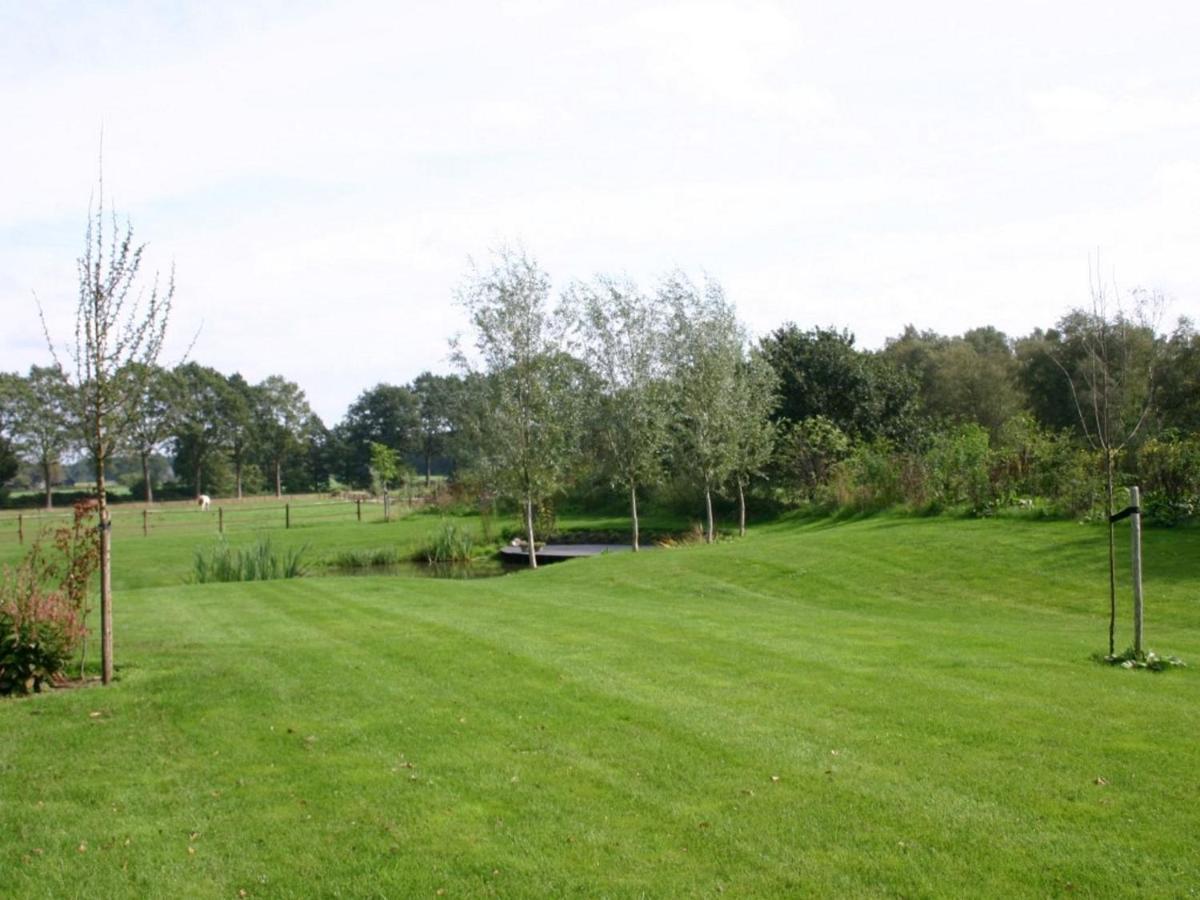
198, 494, 212, 511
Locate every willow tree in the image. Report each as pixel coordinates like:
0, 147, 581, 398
662, 273, 743, 544
728, 350, 779, 536
453, 249, 579, 568
38, 183, 175, 685
566, 276, 669, 551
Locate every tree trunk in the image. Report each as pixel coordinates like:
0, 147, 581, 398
1105, 451, 1116, 656
235, 458, 243, 500
43, 459, 53, 510
737, 479, 746, 537
141, 450, 154, 504
275, 460, 283, 498
525, 496, 538, 569
97, 445, 113, 685
704, 486, 715, 544
630, 483, 640, 552
425, 450, 432, 487
195, 460, 203, 499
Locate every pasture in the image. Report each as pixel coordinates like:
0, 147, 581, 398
1, 507, 1198, 897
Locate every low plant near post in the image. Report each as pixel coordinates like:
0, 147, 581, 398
0, 501, 99, 694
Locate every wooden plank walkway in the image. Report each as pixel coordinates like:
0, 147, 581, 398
498, 543, 654, 564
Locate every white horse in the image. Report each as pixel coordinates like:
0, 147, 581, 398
198, 494, 212, 511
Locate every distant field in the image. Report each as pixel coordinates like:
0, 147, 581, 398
1, 512, 1197, 896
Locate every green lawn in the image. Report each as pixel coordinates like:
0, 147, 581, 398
1, 513, 1197, 897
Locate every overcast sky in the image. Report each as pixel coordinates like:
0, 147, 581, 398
3, 0, 1198, 423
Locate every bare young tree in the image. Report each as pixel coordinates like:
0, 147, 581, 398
38, 177, 175, 685
1054, 263, 1162, 658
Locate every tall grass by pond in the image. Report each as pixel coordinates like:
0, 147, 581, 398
418, 521, 478, 563
191, 536, 308, 583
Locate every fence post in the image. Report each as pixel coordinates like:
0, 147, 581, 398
357, 498, 362, 522
1130, 486, 1144, 658
219, 506, 224, 535
143, 508, 148, 537
286, 503, 291, 529
18, 514, 23, 545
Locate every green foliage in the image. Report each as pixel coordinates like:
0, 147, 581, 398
1136, 431, 1200, 525
326, 546, 403, 569
369, 441, 400, 493
924, 423, 991, 512
419, 521, 478, 563
0, 515, 97, 694
775, 416, 851, 501
191, 536, 308, 583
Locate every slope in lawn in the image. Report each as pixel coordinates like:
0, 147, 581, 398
1, 515, 1197, 896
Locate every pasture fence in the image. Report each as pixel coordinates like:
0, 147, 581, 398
0, 494, 428, 546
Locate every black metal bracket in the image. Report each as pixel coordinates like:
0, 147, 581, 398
1109, 506, 1140, 523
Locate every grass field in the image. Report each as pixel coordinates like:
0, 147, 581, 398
1, 509, 1197, 897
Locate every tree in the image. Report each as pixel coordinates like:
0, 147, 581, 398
763, 324, 918, 443
255, 375, 315, 497
662, 273, 742, 544
453, 249, 580, 568
171, 363, 231, 498
121, 363, 177, 503
38, 180, 175, 685
728, 350, 778, 536
566, 276, 670, 550
336, 384, 420, 488
222, 373, 258, 499
411, 372, 459, 485
0, 435, 18, 496
368, 441, 400, 493
6, 367, 76, 509
1054, 275, 1162, 658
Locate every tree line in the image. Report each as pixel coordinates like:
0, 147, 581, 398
3, 252, 1198, 533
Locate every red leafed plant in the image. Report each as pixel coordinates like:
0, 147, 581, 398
0, 501, 99, 695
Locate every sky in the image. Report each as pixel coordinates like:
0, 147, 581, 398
2, 0, 1198, 424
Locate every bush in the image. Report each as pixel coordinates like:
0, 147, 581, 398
192, 537, 308, 583
0, 556, 87, 695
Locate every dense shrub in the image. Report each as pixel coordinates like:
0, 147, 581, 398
924, 424, 991, 512
1136, 432, 1200, 525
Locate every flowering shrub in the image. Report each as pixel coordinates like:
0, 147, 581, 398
0, 500, 99, 695
0, 562, 87, 695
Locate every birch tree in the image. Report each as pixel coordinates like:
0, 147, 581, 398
566, 276, 669, 551
38, 183, 175, 685
453, 249, 579, 568
663, 273, 742, 544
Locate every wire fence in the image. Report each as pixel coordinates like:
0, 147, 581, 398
0, 493, 430, 546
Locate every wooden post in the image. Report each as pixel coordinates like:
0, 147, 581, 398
286, 503, 291, 529
17, 513, 23, 545
356, 498, 362, 522
142, 508, 148, 537
219, 506, 224, 534
1130, 486, 1144, 658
